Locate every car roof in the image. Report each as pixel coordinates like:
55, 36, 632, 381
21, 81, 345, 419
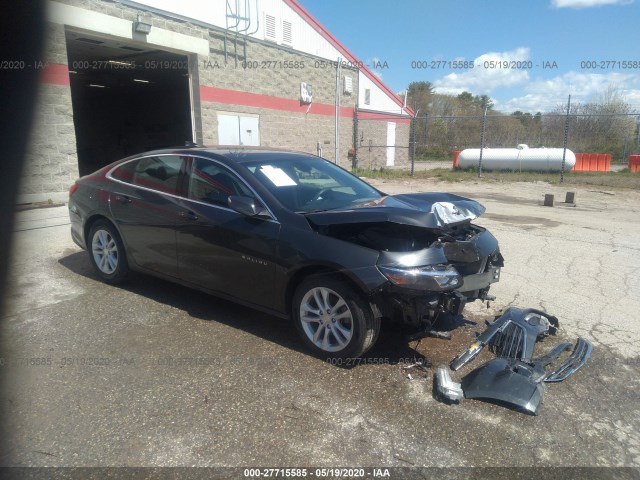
136, 146, 320, 165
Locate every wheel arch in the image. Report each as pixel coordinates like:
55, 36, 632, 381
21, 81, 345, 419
285, 265, 370, 318
83, 214, 120, 250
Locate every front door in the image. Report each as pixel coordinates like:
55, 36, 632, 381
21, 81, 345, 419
175, 157, 279, 309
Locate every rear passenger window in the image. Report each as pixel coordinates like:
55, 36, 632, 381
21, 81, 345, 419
189, 159, 251, 206
111, 160, 137, 183
131, 156, 185, 195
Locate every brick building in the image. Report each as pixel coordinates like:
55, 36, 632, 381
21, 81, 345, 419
22, 0, 413, 203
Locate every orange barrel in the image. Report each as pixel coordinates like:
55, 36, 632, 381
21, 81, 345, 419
453, 150, 461, 169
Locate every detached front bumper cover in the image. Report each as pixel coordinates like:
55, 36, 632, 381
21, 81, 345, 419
450, 307, 558, 371
442, 307, 592, 415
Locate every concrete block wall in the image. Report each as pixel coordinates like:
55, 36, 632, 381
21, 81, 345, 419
20, 22, 78, 203
356, 118, 411, 170
22, 0, 407, 202
201, 102, 355, 166
199, 33, 359, 167
21, 0, 215, 202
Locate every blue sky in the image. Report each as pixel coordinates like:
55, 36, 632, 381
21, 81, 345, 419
297, 0, 640, 113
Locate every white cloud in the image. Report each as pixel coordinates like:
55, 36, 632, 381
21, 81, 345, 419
365, 57, 385, 80
428, 47, 640, 113
498, 71, 640, 112
432, 47, 531, 96
551, 0, 634, 8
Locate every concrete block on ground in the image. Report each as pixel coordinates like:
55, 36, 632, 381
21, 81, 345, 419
544, 194, 554, 207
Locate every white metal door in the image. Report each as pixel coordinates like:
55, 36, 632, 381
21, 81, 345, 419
217, 114, 240, 145
239, 116, 260, 146
386, 122, 396, 166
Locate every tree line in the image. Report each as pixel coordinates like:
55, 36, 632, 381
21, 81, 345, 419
407, 82, 640, 161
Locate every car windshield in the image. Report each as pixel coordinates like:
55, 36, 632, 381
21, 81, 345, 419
243, 155, 382, 213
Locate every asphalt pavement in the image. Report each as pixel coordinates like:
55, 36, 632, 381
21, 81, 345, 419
1, 179, 639, 473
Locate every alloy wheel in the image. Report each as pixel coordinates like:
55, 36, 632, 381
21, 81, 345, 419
299, 287, 354, 352
92, 229, 119, 275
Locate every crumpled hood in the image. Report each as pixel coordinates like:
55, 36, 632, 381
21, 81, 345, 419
305, 193, 485, 229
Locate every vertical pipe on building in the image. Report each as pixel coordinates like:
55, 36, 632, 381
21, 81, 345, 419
247, 0, 260, 35
352, 103, 359, 170
334, 57, 341, 164
234, 34, 238, 68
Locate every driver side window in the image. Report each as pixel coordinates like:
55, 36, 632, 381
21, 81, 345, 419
188, 158, 251, 207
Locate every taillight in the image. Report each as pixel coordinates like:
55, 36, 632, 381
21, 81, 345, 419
69, 183, 79, 198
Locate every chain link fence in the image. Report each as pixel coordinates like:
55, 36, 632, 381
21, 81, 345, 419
410, 112, 640, 168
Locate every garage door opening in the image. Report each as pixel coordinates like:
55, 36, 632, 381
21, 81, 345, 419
65, 30, 194, 175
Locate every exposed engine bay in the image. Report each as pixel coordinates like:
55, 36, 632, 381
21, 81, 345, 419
306, 198, 504, 331
312, 220, 482, 253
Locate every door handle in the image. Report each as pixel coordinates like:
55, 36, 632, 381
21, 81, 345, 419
114, 194, 131, 204
179, 211, 199, 221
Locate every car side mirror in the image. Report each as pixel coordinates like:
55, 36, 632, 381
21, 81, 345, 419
228, 195, 270, 218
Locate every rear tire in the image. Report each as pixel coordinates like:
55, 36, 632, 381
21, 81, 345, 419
293, 274, 380, 360
88, 220, 128, 284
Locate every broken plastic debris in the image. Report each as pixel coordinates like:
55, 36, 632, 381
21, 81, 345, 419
435, 366, 463, 404
450, 307, 559, 371
445, 308, 592, 415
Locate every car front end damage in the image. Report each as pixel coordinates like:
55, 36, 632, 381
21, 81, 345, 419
374, 222, 503, 328
305, 193, 503, 329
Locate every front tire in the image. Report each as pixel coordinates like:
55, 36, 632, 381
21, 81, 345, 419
293, 275, 380, 360
88, 220, 129, 284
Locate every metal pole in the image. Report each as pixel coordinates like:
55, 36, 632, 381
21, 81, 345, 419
424, 112, 429, 158
352, 103, 359, 170
410, 115, 416, 176
478, 105, 488, 177
560, 94, 571, 183
334, 57, 341, 164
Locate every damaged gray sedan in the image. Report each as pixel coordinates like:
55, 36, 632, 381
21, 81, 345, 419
69, 147, 503, 360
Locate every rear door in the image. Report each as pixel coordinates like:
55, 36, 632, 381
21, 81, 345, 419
175, 157, 280, 309
108, 155, 187, 277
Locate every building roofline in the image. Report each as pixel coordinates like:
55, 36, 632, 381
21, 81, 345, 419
283, 0, 414, 117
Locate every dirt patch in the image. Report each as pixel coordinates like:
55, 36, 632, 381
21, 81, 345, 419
449, 192, 536, 206
483, 213, 561, 228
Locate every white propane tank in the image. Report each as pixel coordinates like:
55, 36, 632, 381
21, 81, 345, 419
457, 145, 576, 171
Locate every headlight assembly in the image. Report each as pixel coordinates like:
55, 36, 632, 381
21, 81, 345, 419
378, 264, 462, 291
